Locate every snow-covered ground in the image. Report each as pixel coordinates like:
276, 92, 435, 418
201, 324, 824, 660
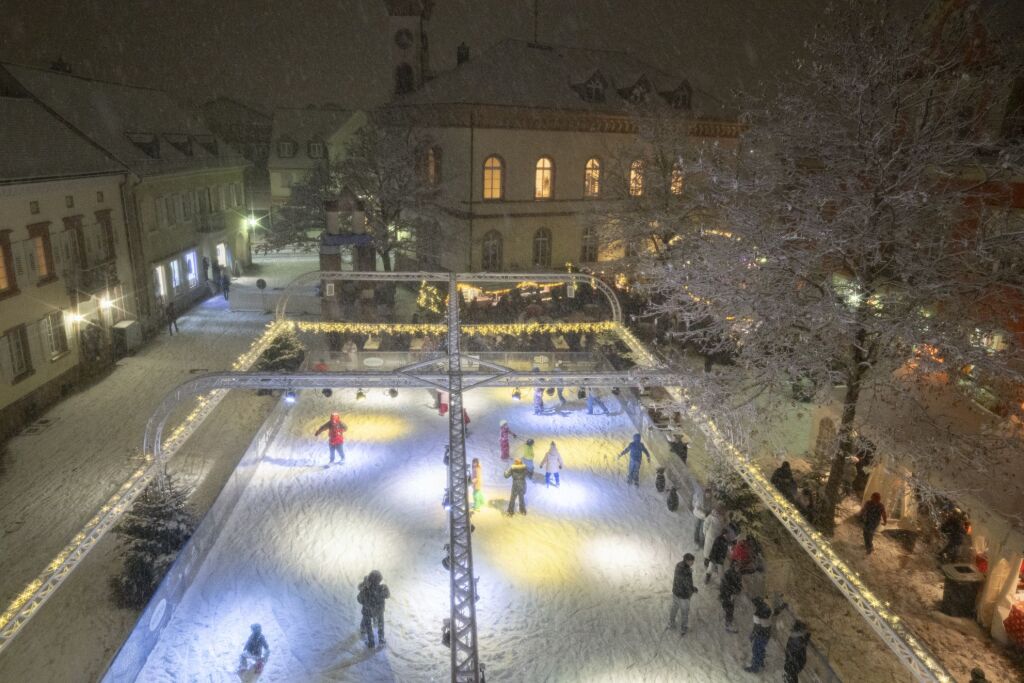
138, 387, 786, 682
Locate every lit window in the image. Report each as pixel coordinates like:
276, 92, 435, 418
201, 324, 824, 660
31, 234, 51, 279
6, 325, 32, 378
581, 225, 598, 262
169, 260, 181, 289
532, 227, 552, 267
584, 158, 601, 198
153, 265, 167, 300
482, 230, 502, 270
535, 157, 554, 200
670, 162, 685, 195
185, 251, 198, 287
0, 244, 9, 291
629, 159, 645, 197
44, 311, 69, 359
483, 155, 504, 200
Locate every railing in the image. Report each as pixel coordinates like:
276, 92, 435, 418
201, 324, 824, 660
68, 258, 119, 294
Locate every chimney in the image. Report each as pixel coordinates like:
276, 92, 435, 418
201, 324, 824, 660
324, 199, 341, 235
456, 42, 470, 65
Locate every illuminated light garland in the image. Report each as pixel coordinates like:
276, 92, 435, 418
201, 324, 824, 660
294, 321, 619, 337
611, 323, 953, 683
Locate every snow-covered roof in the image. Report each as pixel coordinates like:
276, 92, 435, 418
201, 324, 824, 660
269, 107, 354, 162
0, 63, 245, 177
0, 96, 125, 183
397, 39, 731, 119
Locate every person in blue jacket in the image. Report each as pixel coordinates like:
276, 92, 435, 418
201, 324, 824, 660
618, 433, 651, 487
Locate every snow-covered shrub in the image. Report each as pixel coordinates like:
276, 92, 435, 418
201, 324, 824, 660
109, 475, 195, 610
253, 328, 305, 372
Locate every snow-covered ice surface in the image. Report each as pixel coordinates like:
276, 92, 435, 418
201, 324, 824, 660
139, 387, 784, 682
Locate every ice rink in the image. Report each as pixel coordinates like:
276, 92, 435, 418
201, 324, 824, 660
137, 386, 781, 682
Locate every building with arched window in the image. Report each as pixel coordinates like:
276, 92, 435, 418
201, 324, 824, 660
629, 160, 645, 197
369, 7, 741, 271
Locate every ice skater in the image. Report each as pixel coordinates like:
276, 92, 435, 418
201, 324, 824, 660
471, 458, 485, 511
532, 387, 545, 415
521, 438, 537, 479
504, 457, 528, 515
498, 420, 518, 460
237, 623, 270, 674
618, 433, 651, 487
313, 412, 347, 465
539, 441, 564, 487
357, 570, 390, 649
586, 387, 609, 415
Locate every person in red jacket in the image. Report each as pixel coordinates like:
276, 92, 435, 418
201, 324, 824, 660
314, 412, 348, 465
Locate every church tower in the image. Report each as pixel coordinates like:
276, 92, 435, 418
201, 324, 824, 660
383, 0, 434, 95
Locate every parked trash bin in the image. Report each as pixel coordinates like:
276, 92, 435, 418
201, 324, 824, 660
939, 563, 985, 618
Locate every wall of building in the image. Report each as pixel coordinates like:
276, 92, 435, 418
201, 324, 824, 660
0, 173, 131, 441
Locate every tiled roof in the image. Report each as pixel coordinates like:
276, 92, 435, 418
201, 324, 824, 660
396, 39, 731, 119
1, 63, 246, 177
0, 96, 125, 183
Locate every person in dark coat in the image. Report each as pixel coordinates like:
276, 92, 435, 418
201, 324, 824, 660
669, 553, 698, 635
770, 461, 798, 502
783, 620, 811, 683
617, 433, 651, 487
719, 563, 743, 632
859, 492, 887, 554
745, 597, 787, 673
238, 623, 270, 672
357, 570, 390, 648
221, 272, 231, 300
938, 510, 967, 563
705, 525, 735, 584
166, 301, 179, 335
504, 458, 529, 515
211, 261, 222, 293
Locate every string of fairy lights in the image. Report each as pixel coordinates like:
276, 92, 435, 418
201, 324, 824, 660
417, 279, 578, 315
293, 320, 619, 337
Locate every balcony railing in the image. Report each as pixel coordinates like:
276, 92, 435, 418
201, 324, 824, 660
65, 258, 119, 295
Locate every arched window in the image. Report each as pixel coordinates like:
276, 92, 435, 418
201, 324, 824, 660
670, 162, 684, 195
629, 159, 645, 197
583, 157, 601, 198
482, 230, 502, 270
425, 146, 442, 186
483, 155, 504, 200
394, 63, 415, 94
535, 156, 554, 200
532, 227, 552, 267
580, 225, 598, 262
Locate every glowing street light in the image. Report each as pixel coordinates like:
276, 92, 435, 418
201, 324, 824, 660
99, 296, 113, 310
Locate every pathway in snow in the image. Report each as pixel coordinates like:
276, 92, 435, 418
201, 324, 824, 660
139, 387, 784, 682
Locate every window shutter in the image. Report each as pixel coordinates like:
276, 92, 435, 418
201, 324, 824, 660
41, 315, 56, 360
52, 231, 64, 272
27, 321, 44, 369
0, 336, 13, 383
24, 240, 38, 279
13, 241, 26, 281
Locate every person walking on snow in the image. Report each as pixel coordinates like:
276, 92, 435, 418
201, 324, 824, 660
669, 553, 698, 635
498, 420, 518, 460
237, 623, 270, 673
719, 563, 743, 632
221, 272, 231, 300
504, 458, 529, 515
533, 387, 545, 415
357, 570, 390, 648
166, 301, 179, 336
521, 438, 537, 480
539, 441, 564, 487
618, 433, 651, 487
703, 507, 725, 561
471, 458, 484, 511
859, 492, 887, 554
783, 620, 811, 683
745, 596, 787, 673
692, 486, 709, 546
314, 412, 348, 464
705, 525, 735, 584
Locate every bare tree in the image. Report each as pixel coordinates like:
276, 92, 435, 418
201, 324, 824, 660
646, 0, 1024, 533
277, 120, 444, 269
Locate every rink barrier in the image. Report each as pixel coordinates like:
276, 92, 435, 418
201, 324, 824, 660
618, 388, 842, 683
101, 398, 292, 683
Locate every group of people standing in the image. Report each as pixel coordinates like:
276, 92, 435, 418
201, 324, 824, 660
671, 495, 812, 680
489, 420, 565, 516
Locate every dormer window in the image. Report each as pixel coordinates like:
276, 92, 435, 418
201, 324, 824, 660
619, 76, 653, 105
308, 140, 325, 159
278, 139, 297, 158
194, 135, 218, 156
126, 133, 160, 159
579, 72, 607, 103
662, 80, 693, 110
164, 134, 193, 157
